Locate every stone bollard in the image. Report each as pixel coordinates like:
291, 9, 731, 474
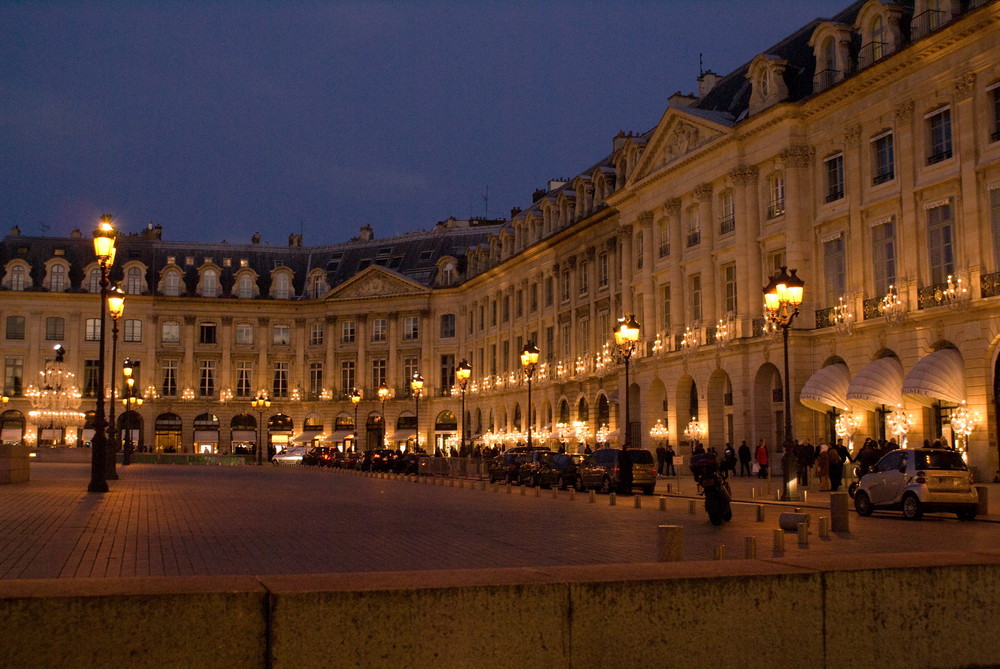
744, 536, 757, 559
976, 485, 989, 516
818, 516, 830, 539
588, 490, 596, 504
534, 486, 540, 497
713, 545, 726, 560
570, 489, 576, 501
756, 505, 765, 522
609, 493, 617, 506
688, 500, 696, 515
634, 495, 642, 509
773, 528, 785, 553
552, 488, 558, 500
657, 525, 684, 562
776, 490, 782, 501
797, 522, 809, 546
506, 482, 512, 494
659, 496, 667, 512
830, 492, 850, 532
779, 512, 811, 531
751, 488, 756, 499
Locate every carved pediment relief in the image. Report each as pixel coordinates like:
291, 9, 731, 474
630, 112, 728, 183
327, 266, 428, 300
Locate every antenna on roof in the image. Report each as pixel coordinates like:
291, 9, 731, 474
482, 185, 489, 219
699, 53, 704, 76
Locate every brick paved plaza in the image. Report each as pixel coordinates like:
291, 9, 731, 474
2, 463, 998, 580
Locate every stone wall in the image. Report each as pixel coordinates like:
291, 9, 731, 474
0, 444, 30, 484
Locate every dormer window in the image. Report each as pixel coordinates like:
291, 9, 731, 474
856, 1, 905, 69
809, 23, 852, 92
746, 54, 789, 116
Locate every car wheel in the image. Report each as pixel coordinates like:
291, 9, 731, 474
574, 475, 586, 493
956, 508, 977, 521
847, 481, 859, 499
901, 493, 923, 520
600, 476, 613, 495
854, 491, 873, 516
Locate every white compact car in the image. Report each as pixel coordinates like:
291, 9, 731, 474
853, 448, 979, 520
271, 445, 307, 465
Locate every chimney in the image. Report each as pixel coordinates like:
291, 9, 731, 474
698, 70, 720, 97
668, 91, 697, 108
358, 224, 374, 241
531, 188, 547, 202
510, 207, 522, 219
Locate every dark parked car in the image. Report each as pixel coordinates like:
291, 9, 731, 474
300, 446, 338, 467
539, 453, 584, 490
394, 452, 430, 475
489, 446, 551, 484
361, 449, 399, 472
576, 448, 657, 495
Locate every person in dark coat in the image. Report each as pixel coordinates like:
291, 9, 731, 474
738, 441, 751, 477
665, 444, 676, 476
656, 445, 667, 475
828, 440, 846, 491
618, 449, 633, 495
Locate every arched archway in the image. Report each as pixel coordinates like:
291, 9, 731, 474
753, 363, 782, 451
230, 413, 256, 454
116, 410, 144, 453
708, 368, 733, 449
366, 412, 384, 450
267, 413, 293, 455
155, 412, 182, 453
646, 377, 668, 444
1, 409, 25, 445
675, 375, 698, 452
435, 410, 457, 454
193, 413, 220, 454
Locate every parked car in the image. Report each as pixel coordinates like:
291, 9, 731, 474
516, 450, 557, 487
300, 446, 338, 467
340, 451, 361, 469
361, 449, 399, 472
853, 448, 979, 520
488, 452, 520, 483
575, 448, 657, 495
272, 445, 307, 465
394, 452, 430, 475
534, 452, 583, 490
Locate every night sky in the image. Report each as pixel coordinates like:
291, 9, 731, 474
3, 1, 848, 246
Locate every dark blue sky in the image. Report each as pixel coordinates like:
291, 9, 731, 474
3, 1, 848, 245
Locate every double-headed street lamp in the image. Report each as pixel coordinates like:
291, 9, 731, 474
520, 343, 539, 450
377, 383, 390, 447
350, 388, 363, 452
88, 216, 118, 493
251, 392, 271, 465
762, 266, 805, 501
106, 285, 125, 480
455, 360, 471, 455
410, 373, 424, 453
614, 314, 641, 449
121, 358, 142, 466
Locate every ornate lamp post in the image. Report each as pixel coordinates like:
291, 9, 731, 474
613, 314, 641, 449
762, 266, 805, 501
455, 359, 471, 455
251, 391, 271, 465
88, 216, 118, 493
377, 383, 390, 447
105, 284, 125, 480
350, 388, 363, 452
520, 343, 539, 450
410, 373, 424, 453
121, 358, 143, 465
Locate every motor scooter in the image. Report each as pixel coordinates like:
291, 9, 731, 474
690, 453, 733, 526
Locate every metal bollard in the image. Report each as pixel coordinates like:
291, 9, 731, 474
756, 505, 765, 522
797, 522, 809, 546
588, 490, 596, 504
659, 496, 667, 511
666, 483, 672, 494
773, 528, 785, 553
657, 525, 684, 562
609, 493, 616, 506
552, 488, 558, 499
713, 545, 726, 560
776, 490, 782, 501
802, 490, 808, 503
819, 516, 830, 539
751, 488, 756, 499
744, 536, 757, 559
688, 500, 696, 515
634, 495, 642, 509
570, 489, 576, 501
830, 492, 850, 532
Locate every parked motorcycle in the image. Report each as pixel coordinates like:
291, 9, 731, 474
690, 452, 733, 526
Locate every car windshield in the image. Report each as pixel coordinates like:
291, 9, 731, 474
628, 450, 654, 464
916, 450, 967, 471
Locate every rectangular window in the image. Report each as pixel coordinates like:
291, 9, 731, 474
403, 316, 419, 341
440, 354, 455, 394
767, 249, 786, 276
161, 359, 178, 397
162, 321, 180, 344
991, 189, 1000, 271
490, 300, 497, 327
371, 318, 387, 342
371, 358, 387, 390
636, 232, 644, 269
823, 237, 847, 306
272, 324, 290, 346
501, 340, 510, 371
501, 295, 510, 323
719, 190, 735, 234
825, 154, 845, 202
272, 361, 288, 398
560, 323, 571, 355
529, 283, 539, 311
687, 207, 701, 246
340, 361, 355, 395
84, 359, 100, 397
577, 317, 590, 356
341, 320, 356, 343
598, 253, 609, 287
722, 263, 738, 314
45, 317, 64, 341
660, 284, 672, 330
403, 356, 418, 394
579, 261, 589, 294
560, 271, 570, 302
872, 220, 897, 295
123, 319, 142, 342
440, 313, 456, 338
689, 275, 702, 322
309, 362, 323, 398
4, 356, 23, 397
309, 324, 324, 346
872, 132, 895, 185
85, 318, 101, 341
199, 323, 217, 345
545, 276, 554, 306
515, 289, 524, 317
236, 361, 253, 397
199, 360, 215, 397
767, 175, 785, 218
927, 202, 954, 285
235, 323, 253, 345
545, 326, 555, 362
927, 108, 953, 164
992, 87, 1000, 142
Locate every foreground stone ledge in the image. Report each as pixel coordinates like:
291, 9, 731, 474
2, 554, 1000, 669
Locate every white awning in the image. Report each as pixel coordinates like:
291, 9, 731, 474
231, 430, 257, 442
388, 430, 416, 441
846, 357, 904, 411
291, 432, 322, 444
321, 430, 355, 442
902, 348, 966, 407
799, 363, 851, 413
2, 427, 23, 441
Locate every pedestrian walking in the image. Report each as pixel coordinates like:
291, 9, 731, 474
665, 444, 676, 476
755, 439, 769, 479
738, 440, 751, 477
815, 444, 830, 491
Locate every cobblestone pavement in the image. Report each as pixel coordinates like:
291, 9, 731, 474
1, 464, 998, 580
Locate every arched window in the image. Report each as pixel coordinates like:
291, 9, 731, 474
164, 271, 181, 297
88, 268, 101, 293
274, 273, 291, 299
126, 267, 142, 294
237, 274, 254, 299
201, 269, 218, 297
10, 265, 26, 291
49, 264, 67, 292
872, 16, 884, 60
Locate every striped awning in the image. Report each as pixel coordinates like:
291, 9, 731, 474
902, 348, 966, 407
847, 357, 903, 411
799, 363, 851, 414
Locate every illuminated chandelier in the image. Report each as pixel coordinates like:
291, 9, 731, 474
649, 419, 669, 442
831, 296, 854, 336
935, 274, 969, 311
26, 348, 85, 428
949, 401, 979, 455
878, 284, 906, 325
885, 404, 912, 446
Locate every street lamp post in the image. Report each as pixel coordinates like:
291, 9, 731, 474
251, 392, 271, 465
121, 358, 142, 465
455, 359, 471, 455
410, 373, 423, 453
105, 285, 125, 480
351, 388, 362, 452
762, 266, 805, 501
613, 314, 641, 449
377, 383, 390, 448
88, 216, 118, 493
520, 343, 539, 450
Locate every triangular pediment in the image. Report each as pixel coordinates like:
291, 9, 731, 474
326, 265, 429, 300
630, 108, 733, 184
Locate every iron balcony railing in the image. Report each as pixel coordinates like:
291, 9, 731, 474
857, 41, 888, 70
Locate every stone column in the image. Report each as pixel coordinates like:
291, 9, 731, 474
619, 225, 634, 316
219, 316, 232, 395
638, 211, 657, 330
256, 317, 269, 393
780, 145, 814, 275
665, 198, 684, 335
893, 100, 919, 304
356, 315, 367, 394
695, 183, 717, 321
731, 167, 761, 324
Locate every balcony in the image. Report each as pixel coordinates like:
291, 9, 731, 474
927, 149, 953, 165
862, 296, 883, 320
751, 317, 767, 338
872, 171, 894, 186
659, 241, 670, 258
767, 200, 785, 219
815, 306, 836, 329
813, 68, 842, 92
857, 41, 888, 70
719, 215, 735, 235
686, 230, 701, 247
911, 9, 946, 40
981, 271, 1000, 298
